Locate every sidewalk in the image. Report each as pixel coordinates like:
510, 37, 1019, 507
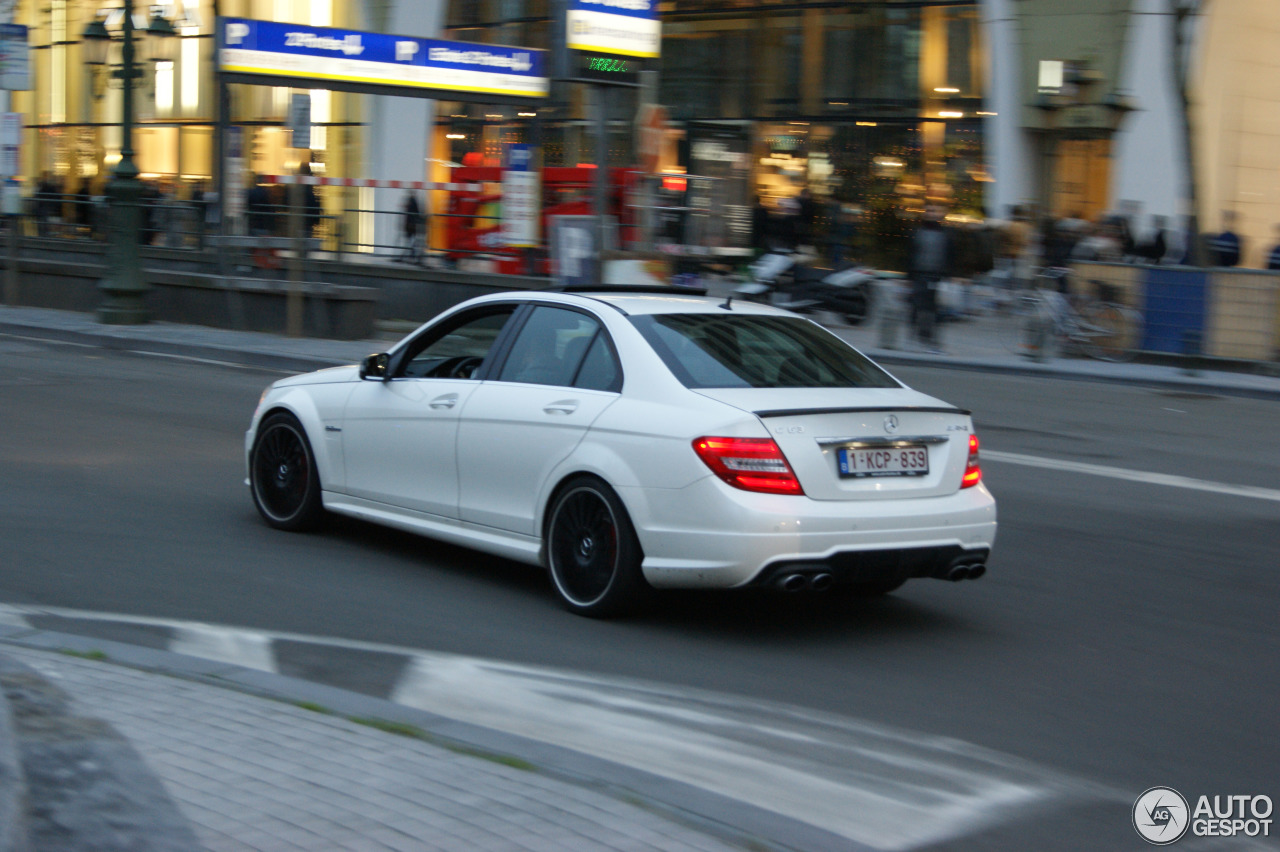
3, 301, 1278, 400
0, 632, 752, 852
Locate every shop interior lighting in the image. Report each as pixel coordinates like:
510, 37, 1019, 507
939, 111, 964, 118
934, 87, 960, 94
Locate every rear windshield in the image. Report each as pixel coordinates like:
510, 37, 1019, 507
630, 314, 901, 390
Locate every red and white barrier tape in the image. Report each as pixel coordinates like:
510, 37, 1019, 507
263, 175, 484, 192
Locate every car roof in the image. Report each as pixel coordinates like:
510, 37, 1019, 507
490, 289, 796, 318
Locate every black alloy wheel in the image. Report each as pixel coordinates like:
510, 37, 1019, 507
546, 477, 646, 617
250, 412, 324, 531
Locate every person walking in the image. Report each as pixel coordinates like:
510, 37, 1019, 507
1135, 215, 1168, 265
1210, 211, 1242, 267
399, 190, 422, 263
907, 204, 954, 353
1266, 225, 1280, 270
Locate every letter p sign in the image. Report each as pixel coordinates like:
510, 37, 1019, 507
226, 22, 250, 45
396, 41, 419, 62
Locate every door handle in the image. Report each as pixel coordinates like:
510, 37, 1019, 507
543, 400, 579, 415
429, 394, 459, 409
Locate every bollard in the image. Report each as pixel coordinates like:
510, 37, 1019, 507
1181, 329, 1202, 377
1026, 311, 1050, 362
875, 279, 901, 349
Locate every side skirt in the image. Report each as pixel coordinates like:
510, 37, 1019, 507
322, 492, 544, 567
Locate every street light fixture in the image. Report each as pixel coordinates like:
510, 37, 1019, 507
82, 4, 177, 324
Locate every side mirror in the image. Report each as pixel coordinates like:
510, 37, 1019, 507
359, 352, 390, 381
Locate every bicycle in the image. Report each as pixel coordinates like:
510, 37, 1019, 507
998, 270, 1144, 362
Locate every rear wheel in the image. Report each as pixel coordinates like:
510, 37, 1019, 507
1079, 302, 1141, 362
250, 412, 324, 531
546, 476, 646, 617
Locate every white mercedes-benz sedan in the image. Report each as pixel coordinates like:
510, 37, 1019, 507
246, 287, 996, 616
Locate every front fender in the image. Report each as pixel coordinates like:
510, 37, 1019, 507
247, 384, 353, 491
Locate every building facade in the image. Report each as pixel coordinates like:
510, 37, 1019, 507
5, 0, 446, 252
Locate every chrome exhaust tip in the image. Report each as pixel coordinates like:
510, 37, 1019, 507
779, 573, 809, 592
967, 564, 987, 580
946, 565, 972, 582
810, 573, 834, 592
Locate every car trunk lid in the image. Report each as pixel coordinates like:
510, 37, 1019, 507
693, 388, 974, 500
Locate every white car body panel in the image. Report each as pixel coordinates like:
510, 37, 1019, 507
456, 382, 619, 535
342, 378, 480, 518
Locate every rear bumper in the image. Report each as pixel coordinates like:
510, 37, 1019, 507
620, 476, 997, 589
747, 544, 990, 589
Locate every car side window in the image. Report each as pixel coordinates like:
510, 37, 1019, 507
397, 308, 516, 379
573, 333, 622, 392
498, 306, 603, 387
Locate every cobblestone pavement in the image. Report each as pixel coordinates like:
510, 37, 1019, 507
3, 645, 746, 852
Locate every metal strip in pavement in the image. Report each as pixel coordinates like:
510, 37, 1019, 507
984, 450, 1280, 503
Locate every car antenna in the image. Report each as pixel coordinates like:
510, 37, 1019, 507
718, 294, 733, 310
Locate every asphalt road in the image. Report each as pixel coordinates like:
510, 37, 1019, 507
2, 336, 1277, 846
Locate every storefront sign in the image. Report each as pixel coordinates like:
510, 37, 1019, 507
287, 93, 311, 149
0, 24, 29, 91
0, 112, 20, 177
503, 144, 539, 248
218, 18, 549, 99
567, 0, 660, 58
688, 125, 752, 251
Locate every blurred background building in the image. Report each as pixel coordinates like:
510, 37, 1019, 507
4, 0, 1280, 266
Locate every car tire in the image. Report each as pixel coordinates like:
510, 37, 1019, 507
546, 476, 647, 618
250, 412, 324, 532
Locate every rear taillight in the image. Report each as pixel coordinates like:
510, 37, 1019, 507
692, 436, 804, 496
961, 433, 982, 488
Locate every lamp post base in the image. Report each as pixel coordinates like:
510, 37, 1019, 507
98, 171, 149, 325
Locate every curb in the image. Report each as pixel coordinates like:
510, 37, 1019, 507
0, 319, 351, 375
0, 625, 860, 852
0, 660, 30, 852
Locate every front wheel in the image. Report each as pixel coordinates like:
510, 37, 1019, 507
546, 477, 647, 617
250, 412, 324, 531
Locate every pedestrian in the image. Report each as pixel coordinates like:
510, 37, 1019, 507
828, 201, 854, 268
71, 179, 92, 234
796, 188, 818, 251
750, 195, 770, 256
1266, 225, 1280, 270
295, 163, 322, 256
1209, 211, 1242, 267
1135, 215, 1168, 265
246, 174, 279, 270
34, 172, 62, 237
907, 204, 954, 353
399, 190, 422, 263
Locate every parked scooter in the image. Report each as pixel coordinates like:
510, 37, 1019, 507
736, 251, 877, 326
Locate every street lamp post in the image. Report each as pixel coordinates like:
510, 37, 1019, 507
83, 4, 175, 325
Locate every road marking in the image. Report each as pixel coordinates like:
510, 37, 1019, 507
168, 624, 279, 673
984, 450, 1280, 503
0, 603, 1104, 851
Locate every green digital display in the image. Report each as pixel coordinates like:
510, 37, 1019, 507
587, 56, 630, 73
574, 53, 640, 84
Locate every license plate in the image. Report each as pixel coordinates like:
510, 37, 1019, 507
837, 446, 929, 478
